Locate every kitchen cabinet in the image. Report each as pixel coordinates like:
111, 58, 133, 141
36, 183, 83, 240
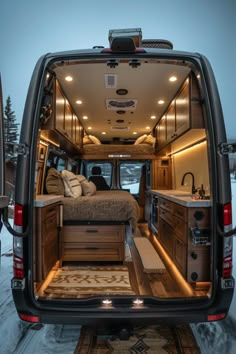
158, 197, 210, 282
35, 200, 62, 281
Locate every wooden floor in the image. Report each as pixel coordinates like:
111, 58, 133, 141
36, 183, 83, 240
37, 222, 210, 299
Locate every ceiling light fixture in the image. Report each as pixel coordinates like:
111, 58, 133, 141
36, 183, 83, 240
169, 76, 177, 82
76, 100, 83, 105
65, 76, 73, 81
82, 116, 88, 120
150, 115, 156, 119
158, 100, 165, 105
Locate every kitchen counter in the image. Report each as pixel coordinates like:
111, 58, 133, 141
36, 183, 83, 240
35, 195, 63, 207
150, 190, 211, 207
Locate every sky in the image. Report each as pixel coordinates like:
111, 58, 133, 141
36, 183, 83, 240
0, 0, 236, 138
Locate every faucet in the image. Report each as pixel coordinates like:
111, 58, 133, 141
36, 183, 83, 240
181, 172, 197, 194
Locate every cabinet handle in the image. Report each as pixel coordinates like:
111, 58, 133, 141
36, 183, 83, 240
86, 229, 98, 233
85, 247, 99, 250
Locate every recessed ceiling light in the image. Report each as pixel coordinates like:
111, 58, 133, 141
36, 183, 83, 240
65, 76, 73, 81
146, 126, 150, 130
150, 115, 156, 119
169, 76, 177, 82
87, 126, 92, 130
76, 100, 83, 105
101, 132, 106, 135
158, 100, 165, 105
82, 116, 88, 120
133, 131, 137, 135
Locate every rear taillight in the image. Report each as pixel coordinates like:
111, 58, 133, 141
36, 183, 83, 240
13, 236, 24, 279
19, 313, 40, 323
222, 203, 233, 278
14, 203, 23, 227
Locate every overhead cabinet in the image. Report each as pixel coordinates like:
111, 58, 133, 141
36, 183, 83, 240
156, 75, 204, 151
42, 80, 83, 155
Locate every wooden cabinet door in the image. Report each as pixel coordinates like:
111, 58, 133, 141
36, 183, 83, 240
157, 115, 166, 149
166, 100, 176, 142
159, 217, 174, 257
173, 236, 186, 276
175, 79, 190, 136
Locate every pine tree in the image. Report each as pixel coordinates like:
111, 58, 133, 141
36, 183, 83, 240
4, 96, 19, 160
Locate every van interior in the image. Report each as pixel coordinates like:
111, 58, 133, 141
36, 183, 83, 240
33, 42, 212, 303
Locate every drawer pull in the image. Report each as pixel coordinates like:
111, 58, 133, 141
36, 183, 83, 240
85, 247, 99, 250
86, 229, 98, 233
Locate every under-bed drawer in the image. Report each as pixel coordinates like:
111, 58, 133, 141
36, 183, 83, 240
62, 224, 125, 243
63, 242, 124, 262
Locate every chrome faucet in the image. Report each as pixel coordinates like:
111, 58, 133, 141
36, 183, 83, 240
181, 172, 197, 194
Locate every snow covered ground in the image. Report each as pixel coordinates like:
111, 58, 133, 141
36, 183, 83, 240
1, 184, 236, 353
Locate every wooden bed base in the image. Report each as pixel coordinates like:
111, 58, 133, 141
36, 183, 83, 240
60, 224, 126, 262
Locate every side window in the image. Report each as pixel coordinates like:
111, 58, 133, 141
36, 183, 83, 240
87, 162, 112, 187
119, 162, 146, 194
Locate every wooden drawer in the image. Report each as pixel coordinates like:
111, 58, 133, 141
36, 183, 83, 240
39, 203, 58, 221
63, 242, 124, 262
159, 198, 173, 212
63, 225, 125, 243
159, 208, 173, 226
173, 203, 187, 220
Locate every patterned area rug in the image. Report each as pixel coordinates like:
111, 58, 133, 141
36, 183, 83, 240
75, 324, 201, 353
44, 266, 135, 297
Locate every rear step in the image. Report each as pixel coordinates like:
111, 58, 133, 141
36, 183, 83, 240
134, 237, 166, 273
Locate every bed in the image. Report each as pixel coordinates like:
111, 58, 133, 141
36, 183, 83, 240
45, 169, 140, 262
62, 190, 139, 230
60, 190, 140, 262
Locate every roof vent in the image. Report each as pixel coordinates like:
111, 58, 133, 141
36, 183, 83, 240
106, 99, 137, 110
111, 126, 130, 131
142, 39, 173, 50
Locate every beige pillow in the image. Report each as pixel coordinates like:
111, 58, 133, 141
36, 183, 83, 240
81, 180, 96, 196
143, 134, 156, 146
83, 135, 93, 145
61, 170, 82, 198
89, 135, 101, 144
134, 134, 147, 145
77, 174, 87, 183
46, 168, 65, 195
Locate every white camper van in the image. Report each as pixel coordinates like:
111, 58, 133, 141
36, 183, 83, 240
0, 28, 235, 327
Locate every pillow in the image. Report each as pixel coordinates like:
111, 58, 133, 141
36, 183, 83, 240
46, 168, 65, 195
88, 135, 101, 145
77, 174, 87, 183
134, 134, 147, 145
81, 180, 96, 196
83, 135, 93, 145
143, 134, 156, 146
61, 170, 82, 198
83, 134, 101, 145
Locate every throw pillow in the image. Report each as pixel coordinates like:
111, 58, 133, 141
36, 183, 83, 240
46, 168, 65, 195
61, 170, 82, 198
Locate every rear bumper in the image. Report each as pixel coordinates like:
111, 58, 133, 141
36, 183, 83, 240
12, 276, 234, 325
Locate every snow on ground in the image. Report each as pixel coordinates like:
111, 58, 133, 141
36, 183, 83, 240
0, 223, 80, 354
1, 183, 236, 353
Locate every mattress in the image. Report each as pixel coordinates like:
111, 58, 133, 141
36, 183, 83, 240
82, 143, 155, 155
62, 190, 140, 230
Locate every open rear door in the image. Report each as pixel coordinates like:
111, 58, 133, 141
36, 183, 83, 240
0, 73, 9, 234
